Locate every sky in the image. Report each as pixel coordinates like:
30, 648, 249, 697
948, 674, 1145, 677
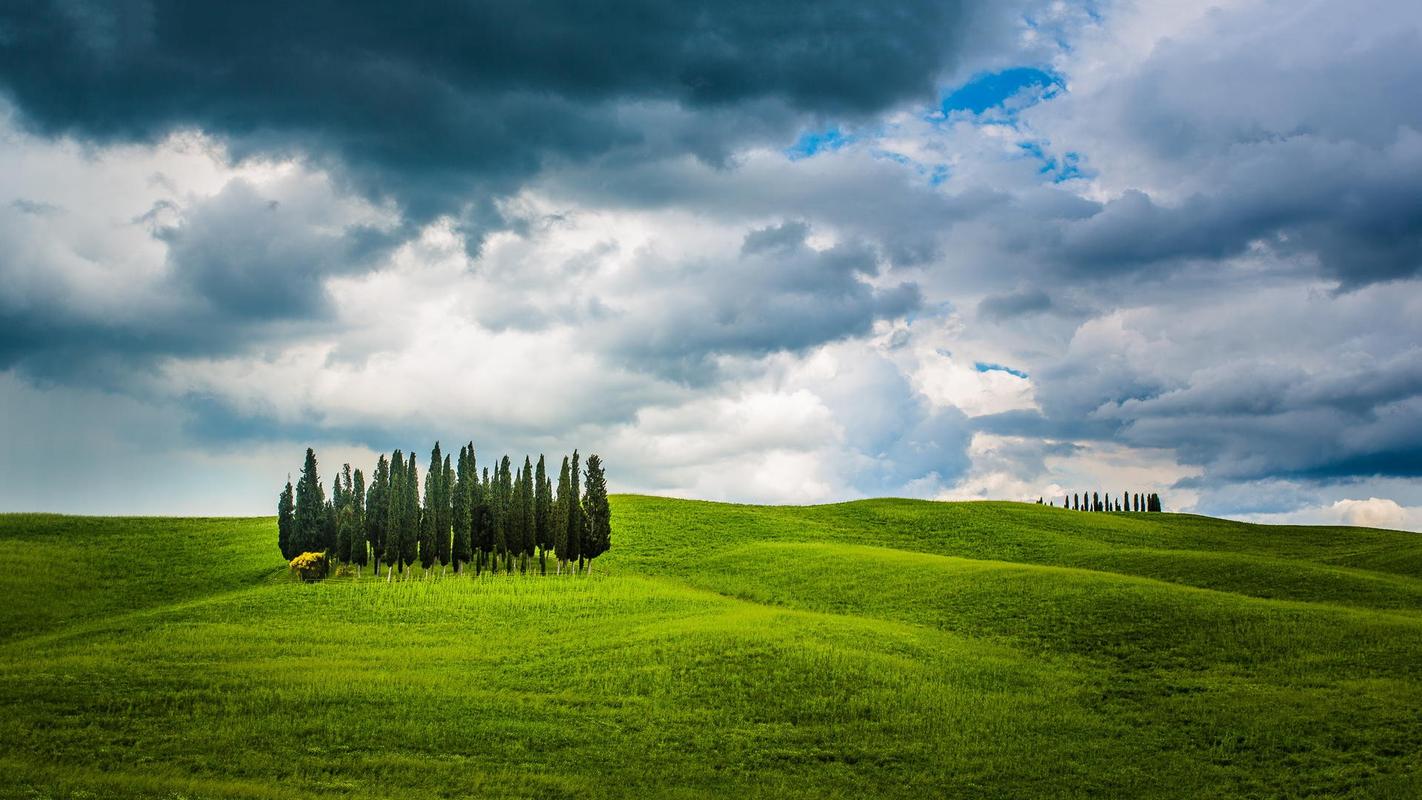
1, 1, 1420, 529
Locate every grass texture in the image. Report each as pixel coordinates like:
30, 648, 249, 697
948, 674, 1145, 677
1, 498, 1420, 798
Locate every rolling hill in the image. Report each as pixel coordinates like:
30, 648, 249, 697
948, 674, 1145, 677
1, 497, 1420, 798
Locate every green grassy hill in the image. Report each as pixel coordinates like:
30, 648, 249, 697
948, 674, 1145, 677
2, 497, 1420, 799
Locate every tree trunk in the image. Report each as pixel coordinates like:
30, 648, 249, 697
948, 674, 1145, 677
586, 559, 593, 577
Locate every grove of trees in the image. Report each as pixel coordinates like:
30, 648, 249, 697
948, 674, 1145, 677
1036, 491, 1164, 512
276, 443, 612, 579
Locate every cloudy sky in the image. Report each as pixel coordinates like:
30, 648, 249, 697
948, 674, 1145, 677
1, 1, 1420, 529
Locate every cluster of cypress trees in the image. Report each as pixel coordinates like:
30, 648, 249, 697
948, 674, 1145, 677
277, 443, 611, 578
1036, 491, 1163, 512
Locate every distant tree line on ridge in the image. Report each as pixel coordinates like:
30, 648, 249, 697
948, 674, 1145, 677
276, 443, 611, 580
1035, 491, 1163, 512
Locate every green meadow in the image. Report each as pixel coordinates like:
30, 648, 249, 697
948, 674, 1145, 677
2, 497, 1421, 799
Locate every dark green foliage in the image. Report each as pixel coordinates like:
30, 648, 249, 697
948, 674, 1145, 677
438, 453, 453, 569
282, 443, 612, 578
566, 450, 583, 571
477, 467, 492, 573
402, 453, 420, 571
292, 448, 325, 554
384, 450, 403, 574
366, 455, 390, 575
277, 480, 295, 559
519, 456, 535, 572
1148, 493, 1163, 512
495, 456, 512, 572
419, 458, 437, 571
350, 468, 368, 567
553, 456, 570, 572
334, 465, 354, 564
581, 454, 611, 571
510, 464, 526, 573
452, 445, 472, 571
534, 455, 551, 574
419, 444, 442, 571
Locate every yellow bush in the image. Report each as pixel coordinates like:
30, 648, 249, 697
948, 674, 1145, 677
289, 551, 328, 582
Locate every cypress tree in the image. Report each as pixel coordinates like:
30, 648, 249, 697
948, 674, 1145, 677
402, 452, 420, 573
519, 456, 535, 573
553, 456, 570, 574
420, 455, 437, 574
452, 445, 472, 572
334, 464, 354, 565
581, 454, 611, 575
511, 463, 527, 573
351, 468, 367, 572
478, 467, 492, 574
534, 455, 552, 574
496, 455, 513, 572
438, 453, 453, 572
568, 450, 583, 573
277, 478, 295, 559
366, 455, 389, 576
325, 475, 343, 556
335, 504, 352, 570
384, 450, 403, 579
293, 448, 325, 555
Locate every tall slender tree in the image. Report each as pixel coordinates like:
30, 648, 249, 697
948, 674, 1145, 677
567, 450, 584, 572
534, 455, 552, 574
384, 449, 404, 580
402, 452, 420, 573
510, 463, 527, 573
452, 445, 472, 573
582, 454, 611, 575
438, 453, 453, 573
350, 468, 368, 572
553, 456, 571, 573
293, 448, 325, 555
277, 478, 296, 559
326, 475, 344, 556
518, 456, 535, 573
420, 453, 437, 574
477, 467, 492, 574
366, 455, 389, 576
496, 455, 513, 572
334, 465, 354, 564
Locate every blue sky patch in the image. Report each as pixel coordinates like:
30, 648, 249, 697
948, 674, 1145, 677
941, 67, 1064, 116
785, 126, 854, 160
975, 361, 1030, 379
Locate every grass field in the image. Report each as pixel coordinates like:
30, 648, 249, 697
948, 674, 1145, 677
2, 497, 1421, 798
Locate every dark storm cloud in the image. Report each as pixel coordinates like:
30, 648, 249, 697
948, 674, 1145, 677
157, 180, 398, 320
605, 221, 921, 379
1039, 161, 1422, 286
1020, 0, 1422, 287
0, 174, 393, 382
0, 0, 971, 225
